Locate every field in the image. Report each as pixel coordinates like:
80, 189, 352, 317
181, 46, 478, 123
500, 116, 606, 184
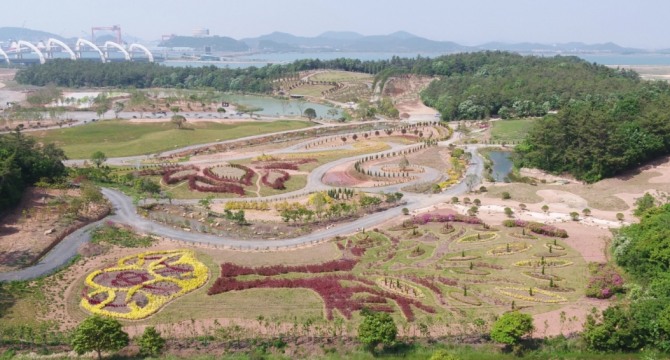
28, 120, 313, 159
17, 212, 588, 342
310, 71, 374, 83
490, 119, 536, 143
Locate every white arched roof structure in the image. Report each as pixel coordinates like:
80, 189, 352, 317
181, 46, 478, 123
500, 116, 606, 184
129, 43, 154, 62
17, 40, 45, 64
104, 41, 130, 61
46, 38, 76, 60
0, 48, 9, 64
75, 38, 105, 62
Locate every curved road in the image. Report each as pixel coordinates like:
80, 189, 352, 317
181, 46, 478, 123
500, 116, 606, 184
0, 131, 482, 281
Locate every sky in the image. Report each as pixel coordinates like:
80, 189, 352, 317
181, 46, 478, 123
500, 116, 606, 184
1, 0, 669, 49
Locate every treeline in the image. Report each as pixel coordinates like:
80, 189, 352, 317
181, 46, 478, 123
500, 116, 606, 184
516, 82, 670, 182
420, 52, 641, 120
583, 202, 670, 352
0, 131, 67, 212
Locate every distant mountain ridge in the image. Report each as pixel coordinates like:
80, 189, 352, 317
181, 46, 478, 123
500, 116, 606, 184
0, 26, 651, 54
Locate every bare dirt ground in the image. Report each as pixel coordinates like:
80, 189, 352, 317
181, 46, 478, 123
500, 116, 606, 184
0, 188, 108, 272
533, 297, 609, 337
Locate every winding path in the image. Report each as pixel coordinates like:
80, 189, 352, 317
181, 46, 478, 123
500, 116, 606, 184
0, 128, 483, 281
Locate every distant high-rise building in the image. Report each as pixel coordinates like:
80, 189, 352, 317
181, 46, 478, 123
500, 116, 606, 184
193, 28, 210, 37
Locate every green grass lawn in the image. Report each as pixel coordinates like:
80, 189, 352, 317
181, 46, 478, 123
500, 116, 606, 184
29, 119, 313, 159
490, 119, 536, 143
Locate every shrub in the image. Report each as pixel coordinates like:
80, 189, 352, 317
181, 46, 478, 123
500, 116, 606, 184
490, 311, 534, 346
502, 191, 511, 200
586, 263, 624, 299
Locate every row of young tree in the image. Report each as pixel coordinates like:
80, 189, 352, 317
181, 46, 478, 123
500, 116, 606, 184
0, 131, 67, 212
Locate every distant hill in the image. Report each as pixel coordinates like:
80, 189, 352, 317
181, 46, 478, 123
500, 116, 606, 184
0, 27, 67, 43
475, 41, 642, 54
240, 31, 641, 54
159, 36, 249, 52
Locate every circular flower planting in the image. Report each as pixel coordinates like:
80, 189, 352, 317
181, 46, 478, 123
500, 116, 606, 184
522, 271, 564, 282
448, 291, 482, 306
457, 232, 498, 243
495, 286, 567, 303
81, 250, 209, 320
487, 242, 531, 256
513, 259, 573, 268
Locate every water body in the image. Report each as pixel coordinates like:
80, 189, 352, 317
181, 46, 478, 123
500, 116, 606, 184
163, 52, 670, 69
220, 94, 340, 118
488, 151, 514, 182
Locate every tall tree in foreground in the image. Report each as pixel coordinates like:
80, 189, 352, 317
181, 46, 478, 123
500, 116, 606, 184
358, 310, 397, 351
137, 326, 166, 357
71, 315, 129, 360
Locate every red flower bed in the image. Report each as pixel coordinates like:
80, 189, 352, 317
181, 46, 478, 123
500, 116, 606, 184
203, 164, 255, 186
437, 277, 459, 286
261, 170, 290, 190
220, 259, 359, 277
210, 258, 436, 321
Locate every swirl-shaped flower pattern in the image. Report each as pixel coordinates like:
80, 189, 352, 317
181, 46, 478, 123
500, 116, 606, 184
81, 250, 208, 320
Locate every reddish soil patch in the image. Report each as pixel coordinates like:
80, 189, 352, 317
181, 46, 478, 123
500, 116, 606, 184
533, 297, 610, 337
0, 187, 109, 272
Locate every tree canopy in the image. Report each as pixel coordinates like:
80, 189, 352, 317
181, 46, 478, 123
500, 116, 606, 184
489, 311, 534, 346
0, 131, 67, 212
71, 315, 129, 360
358, 310, 397, 350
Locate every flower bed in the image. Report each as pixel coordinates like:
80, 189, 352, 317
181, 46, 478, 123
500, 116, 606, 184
502, 219, 568, 238
458, 232, 498, 243
513, 259, 573, 268
208, 270, 435, 321
81, 250, 209, 320
533, 251, 567, 258
544, 243, 566, 251
487, 242, 531, 256
448, 291, 482, 306
445, 255, 481, 261
261, 170, 290, 190
522, 271, 564, 282
453, 268, 490, 275
495, 286, 567, 303
413, 213, 482, 225
585, 263, 624, 299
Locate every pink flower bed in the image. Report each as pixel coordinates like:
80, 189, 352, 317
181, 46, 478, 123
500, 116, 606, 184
586, 264, 624, 299
502, 219, 568, 238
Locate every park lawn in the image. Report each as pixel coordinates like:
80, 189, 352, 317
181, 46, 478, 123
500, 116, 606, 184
310, 71, 373, 83
29, 119, 313, 159
290, 84, 334, 97
490, 118, 536, 143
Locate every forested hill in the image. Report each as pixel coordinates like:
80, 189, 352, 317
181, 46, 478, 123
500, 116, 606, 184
516, 82, 670, 182
419, 52, 641, 120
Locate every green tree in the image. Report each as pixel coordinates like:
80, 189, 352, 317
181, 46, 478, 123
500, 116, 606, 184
490, 311, 534, 346
137, 326, 166, 357
634, 193, 656, 216
217, 107, 227, 117
90, 151, 107, 168
171, 115, 186, 129
304, 107, 317, 120
71, 315, 129, 360
501, 191, 511, 200
112, 101, 124, 118
398, 155, 410, 171
358, 311, 397, 351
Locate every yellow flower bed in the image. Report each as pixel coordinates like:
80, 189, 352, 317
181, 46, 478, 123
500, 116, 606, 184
495, 286, 567, 303
487, 242, 532, 256
458, 232, 498, 243
81, 250, 209, 320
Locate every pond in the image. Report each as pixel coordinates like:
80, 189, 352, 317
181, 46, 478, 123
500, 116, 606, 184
488, 151, 513, 182
220, 94, 340, 119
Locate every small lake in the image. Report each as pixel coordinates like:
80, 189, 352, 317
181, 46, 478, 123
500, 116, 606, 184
488, 151, 514, 182
220, 94, 340, 118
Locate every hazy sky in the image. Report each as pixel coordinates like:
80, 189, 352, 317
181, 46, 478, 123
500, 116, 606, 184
2, 0, 669, 48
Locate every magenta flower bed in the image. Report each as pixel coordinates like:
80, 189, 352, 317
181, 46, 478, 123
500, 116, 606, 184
586, 264, 624, 299
502, 219, 568, 238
